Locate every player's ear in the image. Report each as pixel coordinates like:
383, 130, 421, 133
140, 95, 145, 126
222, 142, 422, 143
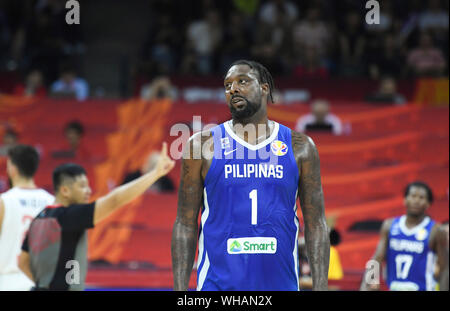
261, 83, 269, 96
6, 159, 17, 177
59, 185, 71, 199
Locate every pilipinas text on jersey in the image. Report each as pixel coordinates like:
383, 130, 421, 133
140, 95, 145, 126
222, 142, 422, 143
196, 121, 300, 291
386, 216, 437, 291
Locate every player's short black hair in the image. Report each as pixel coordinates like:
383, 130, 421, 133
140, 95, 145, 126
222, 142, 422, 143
7, 144, 40, 178
228, 60, 275, 103
64, 120, 84, 136
53, 163, 86, 193
404, 181, 434, 204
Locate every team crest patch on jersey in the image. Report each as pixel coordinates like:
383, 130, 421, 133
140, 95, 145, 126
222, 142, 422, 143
271, 140, 288, 156
415, 228, 428, 241
221, 137, 230, 149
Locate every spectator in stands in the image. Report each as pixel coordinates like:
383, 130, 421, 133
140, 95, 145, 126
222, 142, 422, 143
25, 0, 84, 83
52, 120, 91, 160
418, 0, 449, 39
232, 0, 260, 19
140, 75, 178, 101
13, 69, 47, 98
292, 6, 331, 60
407, 31, 447, 77
295, 99, 343, 135
365, 76, 406, 105
364, 0, 394, 34
183, 9, 223, 75
418, 0, 449, 59
337, 10, 367, 77
250, 16, 286, 75
219, 11, 251, 73
0, 128, 19, 157
293, 46, 330, 79
142, 14, 179, 75
367, 33, 405, 80
258, 0, 298, 26
50, 65, 89, 101
0, 4, 10, 65
121, 151, 175, 193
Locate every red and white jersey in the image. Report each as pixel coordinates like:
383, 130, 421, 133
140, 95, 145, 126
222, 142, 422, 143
0, 188, 54, 278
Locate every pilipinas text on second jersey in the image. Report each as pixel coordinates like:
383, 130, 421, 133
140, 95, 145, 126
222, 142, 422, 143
386, 215, 437, 291
197, 121, 300, 291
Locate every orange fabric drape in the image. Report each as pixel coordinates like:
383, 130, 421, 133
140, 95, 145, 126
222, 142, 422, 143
87, 98, 173, 263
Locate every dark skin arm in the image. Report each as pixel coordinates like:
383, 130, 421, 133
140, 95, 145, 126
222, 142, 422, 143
430, 225, 449, 291
292, 131, 330, 291
171, 132, 209, 291
360, 218, 392, 291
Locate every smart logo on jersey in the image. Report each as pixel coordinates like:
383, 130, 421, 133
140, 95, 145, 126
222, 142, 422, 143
227, 237, 277, 254
229, 240, 242, 253
271, 140, 288, 156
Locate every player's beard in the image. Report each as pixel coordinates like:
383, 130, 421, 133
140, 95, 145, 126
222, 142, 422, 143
229, 96, 261, 121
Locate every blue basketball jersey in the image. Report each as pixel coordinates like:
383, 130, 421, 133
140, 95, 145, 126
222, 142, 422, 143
386, 216, 437, 291
197, 120, 300, 291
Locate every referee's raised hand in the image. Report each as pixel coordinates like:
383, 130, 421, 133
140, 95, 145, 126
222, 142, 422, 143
154, 142, 175, 178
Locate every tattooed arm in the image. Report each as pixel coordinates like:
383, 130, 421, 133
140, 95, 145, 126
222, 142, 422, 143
171, 132, 205, 291
292, 131, 330, 291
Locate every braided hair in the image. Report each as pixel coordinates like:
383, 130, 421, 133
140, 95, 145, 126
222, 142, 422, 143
229, 60, 275, 104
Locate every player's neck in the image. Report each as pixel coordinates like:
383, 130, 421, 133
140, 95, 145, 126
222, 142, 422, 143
12, 177, 36, 189
231, 112, 271, 144
405, 213, 427, 228
54, 196, 70, 207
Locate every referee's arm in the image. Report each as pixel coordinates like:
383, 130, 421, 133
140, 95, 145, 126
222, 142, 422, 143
93, 142, 174, 225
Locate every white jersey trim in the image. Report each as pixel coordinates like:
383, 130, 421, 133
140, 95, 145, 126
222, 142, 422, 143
197, 188, 211, 291
293, 190, 300, 291
224, 120, 280, 151
398, 215, 430, 236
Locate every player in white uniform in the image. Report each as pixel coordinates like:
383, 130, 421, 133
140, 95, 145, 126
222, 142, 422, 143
0, 145, 54, 290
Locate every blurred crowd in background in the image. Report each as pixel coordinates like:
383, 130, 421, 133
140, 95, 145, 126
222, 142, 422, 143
0, 0, 448, 100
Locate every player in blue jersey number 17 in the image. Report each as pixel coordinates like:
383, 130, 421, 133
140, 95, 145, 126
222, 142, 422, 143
360, 181, 449, 291
171, 60, 330, 291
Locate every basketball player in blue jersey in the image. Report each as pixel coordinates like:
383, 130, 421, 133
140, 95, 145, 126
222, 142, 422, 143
360, 181, 449, 291
172, 60, 330, 291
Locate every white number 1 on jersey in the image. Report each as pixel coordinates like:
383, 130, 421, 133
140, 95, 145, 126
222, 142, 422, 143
249, 189, 258, 225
